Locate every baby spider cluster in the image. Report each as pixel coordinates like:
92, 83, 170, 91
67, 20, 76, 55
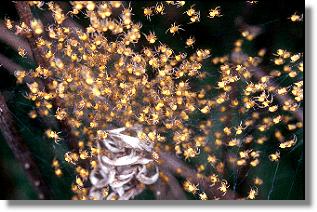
5, 1, 303, 200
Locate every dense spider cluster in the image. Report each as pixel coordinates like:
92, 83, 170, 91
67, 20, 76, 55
3, 1, 303, 200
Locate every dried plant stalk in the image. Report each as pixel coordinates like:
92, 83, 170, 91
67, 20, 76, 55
89, 126, 159, 200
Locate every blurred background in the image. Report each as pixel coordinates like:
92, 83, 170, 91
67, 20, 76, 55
0, 0, 304, 200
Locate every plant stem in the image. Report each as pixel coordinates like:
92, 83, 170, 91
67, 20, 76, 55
0, 93, 52, 199
0, 23, 33, 60
159, 151, 238, 200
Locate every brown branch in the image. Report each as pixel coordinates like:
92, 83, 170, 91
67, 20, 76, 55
161, 168, 187, 200
15, 1, 47, 67
0, 53, 23, 75
0, 53, 36, 85
150, 178, 169, 200
0, 93, 52, 199
0, 23, 33, 60
15, 1, 78, 149
151, 168, 187, 200
159, 151, 238, 200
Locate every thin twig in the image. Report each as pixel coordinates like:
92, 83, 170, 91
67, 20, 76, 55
0, 93, 52, 199
267, 161, 280, 200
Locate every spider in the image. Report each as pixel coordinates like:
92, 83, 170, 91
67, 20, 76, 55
183, 180, 199, 194
234, 121, 247, 135
247, 187, 258, 199
46, 129, 62, 143
208, 6, 223, 19
154, 2, 165, 15
166, 23, 185, 36
253, 91, 274, 108
183, 147, 200, 160
144, 31, 157, 44
143, 7, 153, 20
184, 4, 197, 17
18, 47, 27, 58
279, 135, 297, 149
269, 151, 280, 162
218, 180, 230, 196
185, 36, 196, 48
246, 1, 259, 5
209, 174, 219, 186
289, 12, 303, 22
